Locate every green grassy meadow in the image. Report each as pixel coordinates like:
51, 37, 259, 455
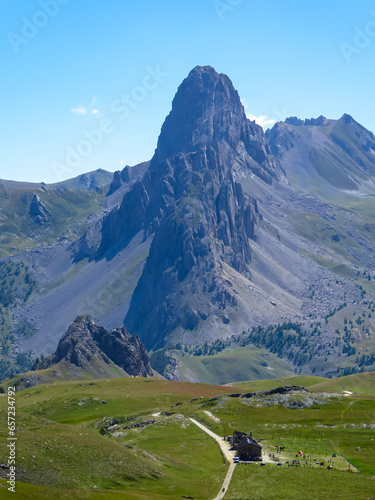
172, 346, 293, 385
0, 374, 374, 499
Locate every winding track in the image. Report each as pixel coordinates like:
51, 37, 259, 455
188, 418, 236, 499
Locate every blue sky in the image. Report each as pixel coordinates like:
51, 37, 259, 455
1, 0, 375, 183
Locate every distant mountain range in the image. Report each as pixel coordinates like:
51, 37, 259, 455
0, 168, 113, 191
268, 114, 375, 196
1, 66, 375, 382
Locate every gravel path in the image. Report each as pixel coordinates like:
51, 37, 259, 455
188, 418, 235, 462
212, 463, 236, 500
188, 418, 236, 499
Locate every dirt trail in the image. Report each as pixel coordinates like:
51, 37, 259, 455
189, 418, 235, 462
212, 463, 236, 500
189, 418, 236, 499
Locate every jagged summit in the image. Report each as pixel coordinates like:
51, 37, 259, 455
36, 315, 153, 378
150, 66, 281, 183
7, 67, 375, 381
284, 115, 327, 127
340, 113, 355, 124
70, 66, 288, 348
151, 66, 245, 163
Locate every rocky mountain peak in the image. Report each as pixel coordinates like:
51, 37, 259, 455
76, 67, 285, 349
340, 113, 355, 124
38, 315, 153, 378
151, 66, 244, 163
150, 66, 281, 183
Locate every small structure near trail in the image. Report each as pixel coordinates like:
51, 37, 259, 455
228, 430, 262, 462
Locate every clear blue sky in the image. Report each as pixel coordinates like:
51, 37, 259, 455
1, 0, 375, 183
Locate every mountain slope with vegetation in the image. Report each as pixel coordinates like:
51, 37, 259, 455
1, 66, 375, 380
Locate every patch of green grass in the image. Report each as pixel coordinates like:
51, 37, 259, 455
309, 371, 375, 398
113, 418, 227, 499
299, 249, 357, 278
0, 378, 234, 424
333, 195, 375, 221
172, 346, 293, 385
0, 413, 159, 490
226, 466, 375, 500
289, 211, 362, 266
0, 479, 184, 499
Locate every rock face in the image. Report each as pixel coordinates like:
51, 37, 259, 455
90, 66, 283, 348
29, 193, 50, 224
107, 161, 150, 195
39, 315, 153, 377
149, 66, 281, 183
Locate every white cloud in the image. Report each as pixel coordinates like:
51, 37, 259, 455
71, 105, 87, 115
247, 113, 276, 128
71, 96, 101, 116
241, 99, 276, 128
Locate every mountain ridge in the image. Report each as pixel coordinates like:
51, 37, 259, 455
267, 113, 375, 197
1, 65, 375, 381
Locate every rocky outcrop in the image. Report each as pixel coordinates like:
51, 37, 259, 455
107, 161, 150, 195
38, 315, 153, 377
29, 193, 50, 224
228, 385, 311, 398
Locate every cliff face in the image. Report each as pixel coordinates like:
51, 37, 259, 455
89, 66, 283, 348
149, 66, 281, 183
40, 315, 153, 377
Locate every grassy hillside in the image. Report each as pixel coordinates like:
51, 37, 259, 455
0, 185, 106, 258
226, 467, 375, 500
0, 374, 374, 499
309, 371, 375, 397
6, 358, 131, 390
229, 372, 375, 397
0, 378, 233, 498
170, 346, 293, 384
